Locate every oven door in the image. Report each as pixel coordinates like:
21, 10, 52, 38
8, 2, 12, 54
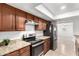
32, 41, 44, 56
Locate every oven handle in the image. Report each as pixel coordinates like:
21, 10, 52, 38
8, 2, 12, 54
32, 41, 44, 47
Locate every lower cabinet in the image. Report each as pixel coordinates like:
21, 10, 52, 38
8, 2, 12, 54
4, 46, 30, 56
5, 50, 19, 56
43, 38, 50, 54
19, 46, 30, 56
4, 39, 50, 56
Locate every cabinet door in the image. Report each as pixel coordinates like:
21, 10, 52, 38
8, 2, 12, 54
47, 39, 50, 51
5, 50, 19, 56
44, 39, 50, 54
0, 4, 2, 31
44, 40, 47, 54
27, 13, 33, 21
33, 16, 39, 23
43, 23, 46, 30
36, 18, 43, 30
45, 39, 48, 54
39, 19, 43, 30
19, 46, 30, 56
16, 9, 26, 31
42, 20, 47, 30
34, 17, 39, 30
2, 4, 15, 31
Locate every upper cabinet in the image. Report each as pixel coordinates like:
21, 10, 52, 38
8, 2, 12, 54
0, 4, 2, 31
37, 18, 43, 30
33, 16, 39, 23
0, 3, 48, 31
27, 13, 33, 21
42, 20, 47, 30
1, 4, 15, 31
35, 18, 47, 30
0, 4, 26, 31
15, 9, 26, 31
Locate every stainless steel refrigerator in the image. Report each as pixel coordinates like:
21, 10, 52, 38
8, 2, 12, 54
43, 21, 57, 51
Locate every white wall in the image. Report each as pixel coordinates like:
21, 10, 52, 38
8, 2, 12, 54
56, 16, 78, 55
57, 22, 74, 38
57, 15, 79, 35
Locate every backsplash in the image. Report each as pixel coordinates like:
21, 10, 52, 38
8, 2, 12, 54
0, 31, 35, 40
0, 31, 23, 40
35, 31, 43, 37
0, 31, 43, 40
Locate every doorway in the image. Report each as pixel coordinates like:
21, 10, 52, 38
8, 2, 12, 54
57, 22, 76, 55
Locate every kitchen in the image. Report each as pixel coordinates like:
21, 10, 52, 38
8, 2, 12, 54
0, 3, 56, 56
0, 3, 79, 56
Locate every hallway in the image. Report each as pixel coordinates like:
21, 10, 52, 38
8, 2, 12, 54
45, 37, 76, 56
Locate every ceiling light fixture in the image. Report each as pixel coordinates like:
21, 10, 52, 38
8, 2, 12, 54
60, 5, 66, 10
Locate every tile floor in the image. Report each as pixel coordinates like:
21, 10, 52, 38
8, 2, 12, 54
45, 49, 76, 56
45, 37, 77, 56
45, 50, 62, 56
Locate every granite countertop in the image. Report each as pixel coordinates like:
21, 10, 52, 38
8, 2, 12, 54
36, 36, 50, 40
0, 40, 31, 56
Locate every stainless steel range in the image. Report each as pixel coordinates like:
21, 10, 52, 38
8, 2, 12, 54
23, 33, 44, 56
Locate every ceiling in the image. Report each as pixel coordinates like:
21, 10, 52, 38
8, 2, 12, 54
7, 3, 79, 21
44, 3, 79, 15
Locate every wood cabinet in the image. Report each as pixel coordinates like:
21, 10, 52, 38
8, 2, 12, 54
36, 18, 43, 30
34, 16, 39, 30
19, 46, 30, 56
0, 3, 48, 31
15, 9, 26, 31
27, 13, 33, 21
33, 16, 39, 23
5, 46, 30, 56
32, 16, 47, 30
0, 4, 27, 31
5, 50, 19, 56
42, 20, 47, 30
35, 18, 47, 30
0, 4, 2, 31
1, 4, 15, 31
43, 38, 50, 54
35, 18, 42, 30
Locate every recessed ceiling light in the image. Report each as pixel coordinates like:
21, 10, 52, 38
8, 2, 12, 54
60, 5, 66, 10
